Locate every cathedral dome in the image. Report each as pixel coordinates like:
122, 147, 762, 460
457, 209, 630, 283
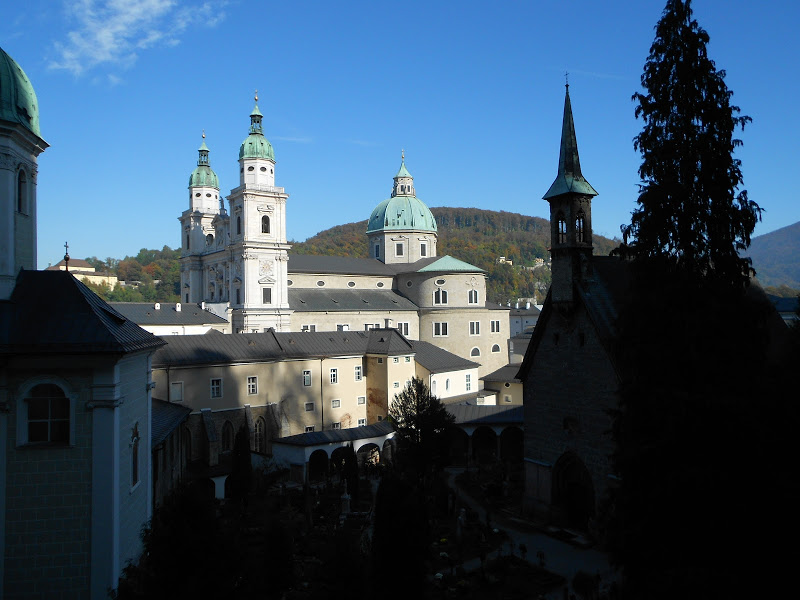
367, 195, 437, 234
189, 139, 219, 189
0, 47, 42, 138
367, 156, 437, 234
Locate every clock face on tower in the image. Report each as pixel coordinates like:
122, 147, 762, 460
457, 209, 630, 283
259, 260, 274, 277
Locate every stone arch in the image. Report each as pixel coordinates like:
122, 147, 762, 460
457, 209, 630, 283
381, 438, 396, 465
221, 420, 235, 453
330, 446, 351, 478
552, 451, 595, 529
308, 449, 329, 482
499, 426, 523, 462
446, 427, 469, 466
472, 426, 497, 463
356, 443, 380, 469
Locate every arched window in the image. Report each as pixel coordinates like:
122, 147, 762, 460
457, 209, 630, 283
471, 347, 481, 357
17, 170, 27, 214
255, 417, 266, 453
262, 215, 270, 234
557, 212, 567, 244
468, 289, 478, 304
576, 211, 586, 243
432, 380, 437, 395
491, 344, 501, 353
236, 216, 242, 235
434, 289, 448, 305
25, 383, 69, 444
445, 379, 450, 391
222, 421, 235, 453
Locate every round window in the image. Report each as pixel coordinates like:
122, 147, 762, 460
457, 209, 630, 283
504, 382, 511, 388
377, 282, 384, 288
348, 281, 355, 288
195, 192, 201, 197
406, 281, 412, 287
317, 280, 325, 287
436, 278, 446, 285
287, 279, 293, 286
260, 166, 267, 172
206, 193, 212, 197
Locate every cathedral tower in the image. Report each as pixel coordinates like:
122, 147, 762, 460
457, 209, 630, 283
543, 85, 597, 304
366, 153, 438, 264
179, 133, 224, 304
227, 93, 292, 332
0, 47, 48, 299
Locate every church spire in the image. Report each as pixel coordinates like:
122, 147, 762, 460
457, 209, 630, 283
543, 84, 597, 200
198, 130, 210, 166
392, 150, 415, 197
249, 90, 264, 135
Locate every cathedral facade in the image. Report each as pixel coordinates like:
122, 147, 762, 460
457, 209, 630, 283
179, 99, 510, 377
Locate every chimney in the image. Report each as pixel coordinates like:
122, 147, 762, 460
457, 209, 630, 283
154, 303, 160, 310
526, 301, 531, 310
176, 303, 182, 312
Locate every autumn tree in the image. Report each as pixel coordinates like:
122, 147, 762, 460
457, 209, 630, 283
620, 0, 761, 290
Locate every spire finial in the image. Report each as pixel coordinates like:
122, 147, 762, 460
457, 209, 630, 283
64, 241, 70, 272
565, 71, 569, 89
255, 89, 258, 103
401, 149, 405, 161
202, 129, 205, 139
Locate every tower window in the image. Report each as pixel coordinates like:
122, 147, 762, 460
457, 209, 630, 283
420, 242, 427, 257
237, 216, 242, 235
395, 243, 404, 257
557, 212, 567, 244
262, 288, 272, 304
17, 170, 27, 214
375, 244, 380, 259
576, 211, 586, 243
262, 215, 270, 234
25, 383, 70, 444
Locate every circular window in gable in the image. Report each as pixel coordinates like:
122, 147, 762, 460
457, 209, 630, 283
435, 278, 446, 285
406, 281, 412, 287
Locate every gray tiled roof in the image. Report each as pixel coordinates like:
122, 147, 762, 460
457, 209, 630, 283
481, 364, 522, 383
289, 289, 419, 312
1, 270, 165, 355
274, 420, 394, 447
108, 302, 229, 325
151, 399, 191, 448
152, 328, 418, 367
446, 404, 524, 425
288, 255, 395, 276
411, 340, 480, 373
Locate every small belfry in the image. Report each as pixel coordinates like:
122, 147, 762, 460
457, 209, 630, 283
543, 83, 597, 304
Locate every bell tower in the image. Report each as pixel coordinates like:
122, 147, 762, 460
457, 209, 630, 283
543, 84, 597, 304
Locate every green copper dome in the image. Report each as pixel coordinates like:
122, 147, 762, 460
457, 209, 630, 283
189, 137, 219, 189
366, 195, 438, 234
0, 47, 42, 139
239, 98, 275, 160
367, 156, 437, 234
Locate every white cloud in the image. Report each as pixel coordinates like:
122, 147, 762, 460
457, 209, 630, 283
49, 0, 226, 76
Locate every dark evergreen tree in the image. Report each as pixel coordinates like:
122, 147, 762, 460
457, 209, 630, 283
388, 376, 455, 477
621, 0, 761, 289
227, 424, 252, 505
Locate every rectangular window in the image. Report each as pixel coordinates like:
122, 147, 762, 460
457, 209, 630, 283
332, 422, 341, 430
395, 243, 404, 257
397, 322, 409, 336
337, 324, 350, 331
393, 357, 399, 363
170, 381, 184, 402
405, 356, 411, 363
470, 321, 480, 335
357, 396, 366, 405
354, 365, 362, 381
262, 288, 272, 304
358, 418, 367, 426
331, 399, 341, 409
466, 374, 472, 392
235, 288, 241, 305
394, 382, 400, 388
433, 322, 449, 337
247, 376, 258, 395
491, 320, 501, 333
375, 244, 380, 259
210, 378, 222, 398
305, 402, 315, 412
377, 358, 383, 364
303, 370, 312, 387
305, 426, 315, 433
301, 324, 316, 332
420, 242, 427, 257
330, 369, 338, 384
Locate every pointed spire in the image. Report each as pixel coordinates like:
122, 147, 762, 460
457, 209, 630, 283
543, 84, 597, 200
249, 89, 263, 135
198, 130, 210, 165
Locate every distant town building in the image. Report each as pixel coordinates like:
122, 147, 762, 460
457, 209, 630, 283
46, 258, 119, 288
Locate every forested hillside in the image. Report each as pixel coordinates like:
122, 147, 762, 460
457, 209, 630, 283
292, 207, 619, 303
745, 221, 800, 288
81, 246, 182, 302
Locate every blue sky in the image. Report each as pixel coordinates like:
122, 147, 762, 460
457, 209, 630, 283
3, 0, 798, 269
